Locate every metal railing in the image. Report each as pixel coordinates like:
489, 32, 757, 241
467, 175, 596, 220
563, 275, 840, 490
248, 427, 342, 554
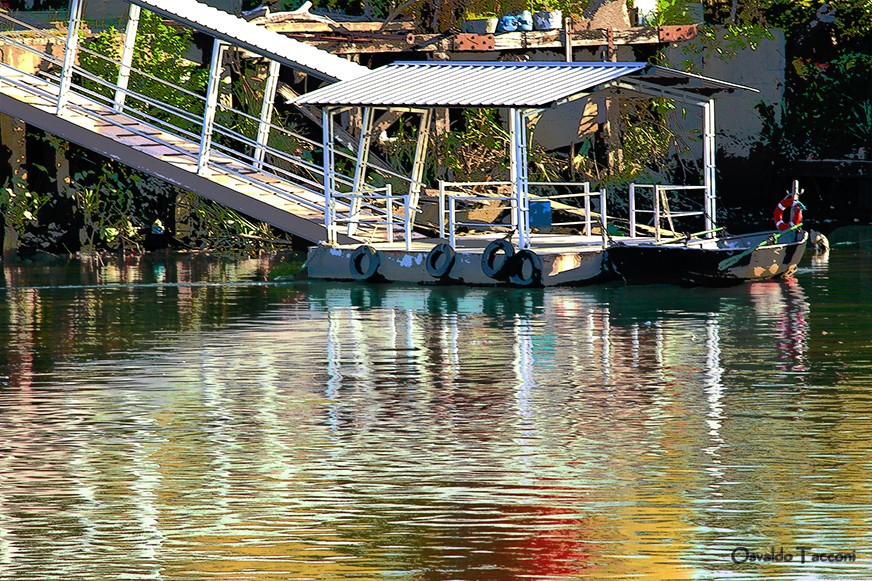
528, 181, 606, 237
438, 180, 607, 248
629, 183, 709, 241
327, 185, 412, 250
1, 10, 415, 229
438, 181, 514, 248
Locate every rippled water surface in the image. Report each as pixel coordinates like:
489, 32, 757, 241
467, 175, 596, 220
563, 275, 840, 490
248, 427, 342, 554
1, 249, 870, 580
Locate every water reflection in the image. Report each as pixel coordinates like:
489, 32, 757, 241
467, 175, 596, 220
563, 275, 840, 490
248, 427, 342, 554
0, 251, 870, 580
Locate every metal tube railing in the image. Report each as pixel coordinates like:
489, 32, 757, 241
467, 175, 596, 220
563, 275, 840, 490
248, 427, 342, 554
629, 183, 708, 240
327, 186, 412, 249
439, 180, 603, 248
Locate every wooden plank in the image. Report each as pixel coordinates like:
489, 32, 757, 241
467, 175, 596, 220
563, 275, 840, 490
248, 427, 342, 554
299, 26, 663, 54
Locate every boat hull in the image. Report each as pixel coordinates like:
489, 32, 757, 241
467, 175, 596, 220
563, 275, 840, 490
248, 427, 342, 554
606, 230, 809, 286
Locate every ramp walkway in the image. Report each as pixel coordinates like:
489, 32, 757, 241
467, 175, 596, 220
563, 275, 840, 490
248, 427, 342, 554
0, 0, 410, 244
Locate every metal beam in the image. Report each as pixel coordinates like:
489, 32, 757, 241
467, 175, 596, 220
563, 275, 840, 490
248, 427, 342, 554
114, 3, 141, 112
612, 79, 709, 107
346, 105, 373, 237
407, 108, 433, 230
56, 0, 85, 113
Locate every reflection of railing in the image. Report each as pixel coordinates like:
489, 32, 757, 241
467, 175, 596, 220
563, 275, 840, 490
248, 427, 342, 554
438, 180, 606, 248
327, 185, 412, 250
629, 184, 709, 241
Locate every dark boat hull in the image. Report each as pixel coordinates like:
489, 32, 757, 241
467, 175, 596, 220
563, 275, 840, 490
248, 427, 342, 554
606, 230, 809, 286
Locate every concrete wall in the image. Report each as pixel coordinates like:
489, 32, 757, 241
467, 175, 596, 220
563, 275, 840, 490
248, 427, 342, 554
664, 28, 786, 159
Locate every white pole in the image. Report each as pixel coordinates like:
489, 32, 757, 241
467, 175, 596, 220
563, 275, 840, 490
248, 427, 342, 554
322, 106, 336, 244
254, 59, 281, 169
114, 3, 141, 112
508, 109, 519, 232
197, 39, 226, 174
514, 109, 530, 249
438, 180, 446, 240
56, 0, 85, 113
703, 98, 716, 236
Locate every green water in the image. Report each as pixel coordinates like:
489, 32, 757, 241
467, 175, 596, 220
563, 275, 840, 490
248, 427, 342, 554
0, 249, 870, 580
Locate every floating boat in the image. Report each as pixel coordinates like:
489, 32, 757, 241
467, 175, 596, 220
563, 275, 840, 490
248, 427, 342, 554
607, 228, 809, 286
607, 183, 809, 286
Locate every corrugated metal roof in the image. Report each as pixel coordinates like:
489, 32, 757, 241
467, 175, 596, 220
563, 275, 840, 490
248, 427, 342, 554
127, 0, 369, 83
293, 61, 755, 108
640, 65, 757, 93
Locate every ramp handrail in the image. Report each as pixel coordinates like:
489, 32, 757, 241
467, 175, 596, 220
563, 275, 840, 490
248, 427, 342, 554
0, 10, 405, 230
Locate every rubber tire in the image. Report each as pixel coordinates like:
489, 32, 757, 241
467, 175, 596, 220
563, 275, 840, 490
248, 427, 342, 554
481, 239, 515, 280
426, 243, 456, 279
349, 245, 380, 281
509, 249, 543, 287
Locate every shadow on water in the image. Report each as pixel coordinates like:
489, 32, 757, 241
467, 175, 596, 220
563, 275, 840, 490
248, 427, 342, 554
0, 249, 871, 580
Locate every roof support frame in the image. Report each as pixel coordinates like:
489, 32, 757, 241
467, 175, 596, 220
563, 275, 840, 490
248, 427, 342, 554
612, 79, 719, 236
347, 105, 374, 237
407, 108, 433, 231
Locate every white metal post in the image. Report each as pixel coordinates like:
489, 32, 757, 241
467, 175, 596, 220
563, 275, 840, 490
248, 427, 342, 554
508, 110, 519, 232
438, 180, 446, 240
448, 197, 456, 249
628, 183, 636, 238
512, 109, 531, 249
56, 0, 85, 113
584, 195, 591, 237
197, 39, 226, 174
254, 59, 281, 169
703, 98, 717, 236
386, 184, 394, 244
347, 106, 373, 236
114, 3, 141, 112
403, 195, 412, 251
653, 185, 661, 242
599, 188, 608, 241
322, 106, 336, 244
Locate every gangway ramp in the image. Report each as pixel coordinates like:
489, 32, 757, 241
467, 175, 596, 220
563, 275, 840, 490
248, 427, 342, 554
0, 0, 376, 244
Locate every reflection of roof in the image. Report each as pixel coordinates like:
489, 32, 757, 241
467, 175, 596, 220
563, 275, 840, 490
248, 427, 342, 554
293, 61, 756, 108
127, 0, 369, 82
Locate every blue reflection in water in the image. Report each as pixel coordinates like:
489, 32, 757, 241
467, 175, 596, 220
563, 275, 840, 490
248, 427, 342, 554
0, 250, 870, 580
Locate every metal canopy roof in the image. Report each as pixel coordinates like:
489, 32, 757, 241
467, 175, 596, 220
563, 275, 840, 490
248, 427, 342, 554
127, 0, 369, 83
293, 61, 756, 108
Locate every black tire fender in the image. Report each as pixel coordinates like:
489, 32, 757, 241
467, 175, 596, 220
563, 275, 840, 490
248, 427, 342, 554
426, 243, 456, 278
509, 249, 543, 287
349, 245, 380, 281
481, 239, 515, 280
